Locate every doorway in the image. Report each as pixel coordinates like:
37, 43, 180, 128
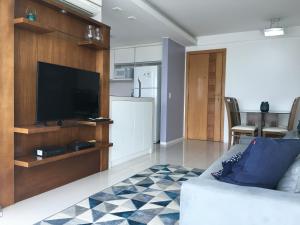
185, 49, 226, 141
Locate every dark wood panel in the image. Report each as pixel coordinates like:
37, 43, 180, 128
15, 152, 100, 201
14, 17, 54, 33
96, 39, 110, 171
15, 145, 111, 168
11, 0, 111, 203
15, 127, 80, 157
97, 124, 110, 171
0, 0, 15, 207
15, 0, 110, 48
97, 50, 110, 118
37, 33, 97, 71
14, 28, 38, 125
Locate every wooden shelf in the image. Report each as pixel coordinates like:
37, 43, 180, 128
14, 125, 60, 134
14, 143, 113, 168
14, 17, 54, 34
78, 40, 107, 50
77, 120, 113, 127
14, 120, 113, 134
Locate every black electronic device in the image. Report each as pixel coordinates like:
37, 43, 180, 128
35, 146, 67, 158
36, 62, 100, 123
68, 141, 95, 151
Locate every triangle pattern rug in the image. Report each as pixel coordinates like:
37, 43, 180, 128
35, 164, 203, 225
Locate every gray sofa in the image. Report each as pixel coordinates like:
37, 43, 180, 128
180, 144, 300, 225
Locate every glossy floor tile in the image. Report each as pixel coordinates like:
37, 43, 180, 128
35, 164, 204, 225
0, 140, 226, 225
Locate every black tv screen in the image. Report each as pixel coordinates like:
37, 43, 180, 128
37, 62, 100, 122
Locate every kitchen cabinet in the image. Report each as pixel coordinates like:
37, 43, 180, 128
109, 97, 153, 167
114, 48, 135, 64
110, 45, 162, 79
135, 45, 162, 63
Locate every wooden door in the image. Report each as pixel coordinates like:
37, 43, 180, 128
186, 50, 226, 141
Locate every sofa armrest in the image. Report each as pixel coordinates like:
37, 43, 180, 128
180, 178, 300, 225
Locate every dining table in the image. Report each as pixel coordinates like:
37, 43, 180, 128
235, 110, 290, 136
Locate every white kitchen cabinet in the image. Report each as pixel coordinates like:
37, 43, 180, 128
135, 45, 162, 63
114, 48, 135, 64
110, 49, 115, 78
133, 102, 153, 153
109, 97, 154, 167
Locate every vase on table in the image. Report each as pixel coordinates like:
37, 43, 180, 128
260, 102, 269, 113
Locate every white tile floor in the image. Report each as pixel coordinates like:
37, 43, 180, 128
0, 140, 226, 225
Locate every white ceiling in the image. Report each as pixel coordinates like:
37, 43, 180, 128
102, 0, 194, 47
102, 0, 300, 47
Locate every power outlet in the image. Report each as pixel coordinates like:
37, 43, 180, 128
168, 92, 172, 99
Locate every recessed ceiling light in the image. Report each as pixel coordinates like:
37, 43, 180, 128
112, 6, 123, 11
264, 18, 285, 37
60, 9, 67, 14
128, 16, 137, 20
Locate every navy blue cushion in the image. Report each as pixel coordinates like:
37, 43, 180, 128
212, 152, 242, 179
218, 138, 300, 189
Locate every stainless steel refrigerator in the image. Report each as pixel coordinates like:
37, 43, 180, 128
133, 65, 161, 143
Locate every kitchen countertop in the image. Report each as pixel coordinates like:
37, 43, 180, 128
110, 96, 154, 102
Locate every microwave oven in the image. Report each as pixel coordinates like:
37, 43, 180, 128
114, 66, 134, 80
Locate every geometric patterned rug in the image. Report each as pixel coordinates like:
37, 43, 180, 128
35, 164, 203, 225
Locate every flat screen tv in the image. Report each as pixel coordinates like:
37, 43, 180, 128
37, 62, 100, 122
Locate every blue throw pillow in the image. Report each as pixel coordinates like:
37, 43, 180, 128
218, 138, 300, 189
212, 152, 242, 179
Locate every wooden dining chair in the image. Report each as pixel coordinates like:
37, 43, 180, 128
262, 97, 300, 137
224, 97, 258, 149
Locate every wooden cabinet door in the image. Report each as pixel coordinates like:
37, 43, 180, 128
186, 50, 225, 141
186, 53, 209, 140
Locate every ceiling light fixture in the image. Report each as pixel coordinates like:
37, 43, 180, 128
128, 16, 137, 20
60, 9, 67, 14
112, 6, 123, 11
264, 18, 285, 37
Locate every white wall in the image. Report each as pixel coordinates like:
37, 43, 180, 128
186, 26, 300, 142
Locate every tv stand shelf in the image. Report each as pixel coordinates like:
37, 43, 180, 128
78, 40, 108, 50
14, 17, 54, 34
14, 120, 113, 134
77, 120, 114, 126
14, 142, 113, 168
14, 125, 60, 134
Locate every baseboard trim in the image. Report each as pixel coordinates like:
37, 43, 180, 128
109, 148, 152, 168
160, 137, 183, 146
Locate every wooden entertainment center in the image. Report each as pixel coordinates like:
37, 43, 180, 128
0, 0, 112, 206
